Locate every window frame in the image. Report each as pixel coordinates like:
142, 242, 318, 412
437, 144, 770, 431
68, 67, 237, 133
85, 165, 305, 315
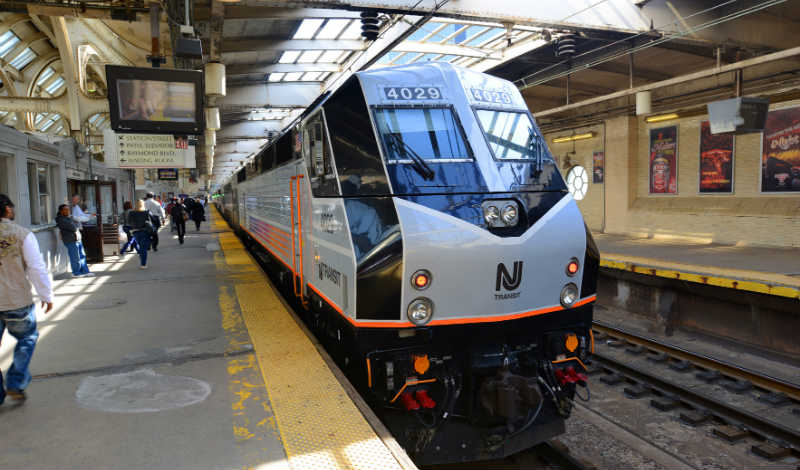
371, 104, 475, 165
472, 106, 550, 163
27, 160, 56, 226
301, 109, 341, 197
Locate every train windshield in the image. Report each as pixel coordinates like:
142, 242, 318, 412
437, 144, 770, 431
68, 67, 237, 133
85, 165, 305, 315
475, 109, 551, 162
373, 107, 472, 165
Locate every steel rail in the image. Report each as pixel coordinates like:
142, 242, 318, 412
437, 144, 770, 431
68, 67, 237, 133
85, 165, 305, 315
591, 352, 800, 453
592, 321, 800, 402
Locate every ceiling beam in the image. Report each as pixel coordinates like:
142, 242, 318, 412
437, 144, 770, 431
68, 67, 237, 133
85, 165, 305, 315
592, 61, 672, 83
392, 41, 499, 59
194, 1, 648, 32
194, 7, 360, 21
221, 38, 366, 53
226, 63, 341, 75
221, 82, 322, 109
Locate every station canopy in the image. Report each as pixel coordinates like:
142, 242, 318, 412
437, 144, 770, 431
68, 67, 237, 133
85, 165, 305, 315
203, 0, 650, 185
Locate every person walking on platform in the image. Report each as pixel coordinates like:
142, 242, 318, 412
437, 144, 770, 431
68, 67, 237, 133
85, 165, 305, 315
165, 198, 177, 233
187, 197, 205, 231
170, 198, 188, 245
0, 194, 54, 404
120, 201, 138, 254
128, 200, 154, 269
55, 205, 92, 277
144, 193, 164, 252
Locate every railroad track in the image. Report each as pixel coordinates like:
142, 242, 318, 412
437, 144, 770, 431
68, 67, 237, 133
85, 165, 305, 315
590, 321, 800, 462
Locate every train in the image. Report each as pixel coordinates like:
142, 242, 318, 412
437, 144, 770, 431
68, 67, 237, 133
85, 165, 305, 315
216, 62, 598, 465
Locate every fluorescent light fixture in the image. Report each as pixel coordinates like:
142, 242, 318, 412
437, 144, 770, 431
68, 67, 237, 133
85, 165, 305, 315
293, 19, 324, 39
552, 132, 597, 144
301, 71, 323, 81
278, 51, 301, 63
339, 20, 362, 40
645, 113, 679, 123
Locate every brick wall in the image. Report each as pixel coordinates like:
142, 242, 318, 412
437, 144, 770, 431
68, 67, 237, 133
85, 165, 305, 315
542, 105, 800, 248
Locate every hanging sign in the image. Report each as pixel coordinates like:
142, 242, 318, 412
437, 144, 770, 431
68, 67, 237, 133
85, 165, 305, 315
649, 126, 678, 194
103, 129, 196, 169
592, 151, 604, 183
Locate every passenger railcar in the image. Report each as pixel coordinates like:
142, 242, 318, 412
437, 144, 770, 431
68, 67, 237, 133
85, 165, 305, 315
216, 63, 598, 465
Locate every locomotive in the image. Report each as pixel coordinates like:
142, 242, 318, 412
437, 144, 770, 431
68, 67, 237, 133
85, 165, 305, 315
217, 62, 598, 465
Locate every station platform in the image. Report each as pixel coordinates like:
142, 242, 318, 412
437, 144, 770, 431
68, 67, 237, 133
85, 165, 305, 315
0, 208, 413, 470
594, 233, 800, 300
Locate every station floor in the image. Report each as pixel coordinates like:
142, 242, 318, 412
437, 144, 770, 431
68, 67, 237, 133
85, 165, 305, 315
0, 208, 410, 470
594, 233, 800, 299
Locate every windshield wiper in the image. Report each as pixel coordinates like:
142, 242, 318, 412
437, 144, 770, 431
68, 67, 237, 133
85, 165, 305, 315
385, 133, 435, 181
528, 126, 544, 175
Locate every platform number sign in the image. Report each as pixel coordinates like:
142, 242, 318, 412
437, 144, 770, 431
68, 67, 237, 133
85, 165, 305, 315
384, 86, 442, 101
470, 88, 512, 105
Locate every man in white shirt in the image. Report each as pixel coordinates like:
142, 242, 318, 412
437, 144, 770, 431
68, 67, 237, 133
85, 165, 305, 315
0, 194, 54, 404
71, 195, 95, 225
144, 193, 165, 251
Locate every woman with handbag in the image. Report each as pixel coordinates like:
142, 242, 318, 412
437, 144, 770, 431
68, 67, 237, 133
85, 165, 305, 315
127, 200, 154, 269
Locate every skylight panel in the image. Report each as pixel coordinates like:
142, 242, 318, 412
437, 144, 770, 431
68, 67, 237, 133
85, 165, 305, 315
40, 116, 57, 131
89, 114, 101, 124
34, 113, 45, 125
302, 71, 323, 81
339, 20, 362, 40
467, 27, 504, 47
293, 19, 324, 39
318, 50, 345, 63
377, 51, 400, 64
319, 72, 332, 82
0, 31, 21, 58
440, 55, 458, 62
9, 48, 36, 70
417, 53, 439, 62
54, 125, 63, 134
451, 25, 482, 44
36, 67, 55, 86
316, 19, 350, 39
408, 23, 438, 42
45, 77, 65, 95
278, 51, 301, 63
268, 72, 285, 82
297, 50, 323, 63
283, 72, 303, 81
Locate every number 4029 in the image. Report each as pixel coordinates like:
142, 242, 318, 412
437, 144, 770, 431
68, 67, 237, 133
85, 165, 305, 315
384, 87, 442, 100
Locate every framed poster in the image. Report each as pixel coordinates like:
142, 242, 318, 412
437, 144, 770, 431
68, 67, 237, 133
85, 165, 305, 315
649, 126, 678, 194
761, 106, 800, 192
699, 121, 734, 193
592, 151, 604, 183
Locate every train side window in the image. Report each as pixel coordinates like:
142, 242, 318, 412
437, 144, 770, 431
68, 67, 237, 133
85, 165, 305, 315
275, 132, 293, 166
303, 113, 339, 197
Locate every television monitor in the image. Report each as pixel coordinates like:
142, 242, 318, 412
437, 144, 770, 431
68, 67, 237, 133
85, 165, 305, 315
106, 65, 205, 134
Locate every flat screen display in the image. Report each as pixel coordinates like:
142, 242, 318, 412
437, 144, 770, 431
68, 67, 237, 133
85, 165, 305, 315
106, 65, 204, 134
117, 80, 196, 122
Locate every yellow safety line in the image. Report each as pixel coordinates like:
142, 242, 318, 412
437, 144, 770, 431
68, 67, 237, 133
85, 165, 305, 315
600, 254, 800, 300
212, 206, 404, 470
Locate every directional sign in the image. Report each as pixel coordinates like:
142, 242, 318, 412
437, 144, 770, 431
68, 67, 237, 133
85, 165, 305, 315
104, 129, 196, 168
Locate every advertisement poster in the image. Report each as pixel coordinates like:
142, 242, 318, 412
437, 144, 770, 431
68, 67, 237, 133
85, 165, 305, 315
761, 107, 800, 192
592, 151, 604, 183
699, 121, 734, 193
158, 168, 178, 180
649, 126, 678, 194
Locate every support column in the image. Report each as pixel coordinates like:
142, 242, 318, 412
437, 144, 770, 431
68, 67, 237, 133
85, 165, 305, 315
603, 115, 638, 235
52, 17, 82, 138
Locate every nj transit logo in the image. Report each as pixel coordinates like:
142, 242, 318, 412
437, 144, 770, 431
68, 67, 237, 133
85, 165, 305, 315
496, 261, 523, 291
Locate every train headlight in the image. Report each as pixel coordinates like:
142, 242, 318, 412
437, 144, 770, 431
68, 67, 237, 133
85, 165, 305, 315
501, 204, 518, 225
407, 298, 434, 326
560, 283, 579, 308
483, 205, 500, 225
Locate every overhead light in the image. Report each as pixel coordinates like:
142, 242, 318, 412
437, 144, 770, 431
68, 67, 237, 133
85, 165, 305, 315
552, 132, 596, 144
646, 113, 679, 123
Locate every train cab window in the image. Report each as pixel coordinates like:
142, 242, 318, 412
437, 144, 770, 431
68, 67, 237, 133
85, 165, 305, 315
474, 109, 551, 162
373, 107, 472, 164
303, 113, 339, 197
